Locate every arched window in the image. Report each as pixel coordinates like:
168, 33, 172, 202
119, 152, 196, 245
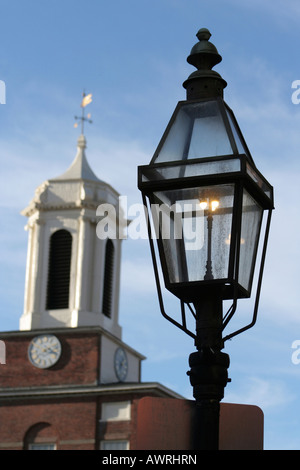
102, 239, 115, 318
46, 229, 72, 310
24, 423, 57, 450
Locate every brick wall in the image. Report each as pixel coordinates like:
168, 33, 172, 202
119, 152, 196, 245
0, 332, 100, 388
0, 398, 98, 450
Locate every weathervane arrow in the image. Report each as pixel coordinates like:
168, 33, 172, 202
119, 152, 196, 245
74, 91, 93, 134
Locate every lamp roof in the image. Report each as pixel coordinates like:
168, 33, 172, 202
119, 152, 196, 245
151, 99, 253, 165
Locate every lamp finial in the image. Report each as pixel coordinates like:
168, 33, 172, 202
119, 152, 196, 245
183, 28, 227, 100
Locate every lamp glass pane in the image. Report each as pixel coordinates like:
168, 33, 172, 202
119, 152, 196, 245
151, 184, 235, 284
238, 189, 263, 292
225, 108, 250, 157
141, 158, 241, 183
152, 101, 235, 164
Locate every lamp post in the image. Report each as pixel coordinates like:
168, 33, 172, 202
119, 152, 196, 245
138, 28, 274, 450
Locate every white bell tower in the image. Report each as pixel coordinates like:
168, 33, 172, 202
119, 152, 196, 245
19, 134, 124, 339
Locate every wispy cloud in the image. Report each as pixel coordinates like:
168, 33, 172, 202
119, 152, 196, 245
225, 376, 294, 409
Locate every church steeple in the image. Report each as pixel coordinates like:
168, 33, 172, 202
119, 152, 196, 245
19, 133, 124, 339
54, 134, 101, 182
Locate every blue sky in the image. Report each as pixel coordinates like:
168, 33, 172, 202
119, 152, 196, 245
1, 0, 300, 450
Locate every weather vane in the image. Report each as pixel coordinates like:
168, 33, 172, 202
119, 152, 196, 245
74, 91, 93, 134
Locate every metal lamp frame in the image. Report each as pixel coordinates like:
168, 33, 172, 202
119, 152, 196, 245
140, 163, 273, 343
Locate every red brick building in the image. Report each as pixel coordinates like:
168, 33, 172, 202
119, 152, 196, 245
0, 134, 181, 450
0, 327, 180, 450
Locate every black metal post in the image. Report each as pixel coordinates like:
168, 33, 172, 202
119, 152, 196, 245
187, 296, 230, 450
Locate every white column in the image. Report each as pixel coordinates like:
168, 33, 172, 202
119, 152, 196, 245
73, 212, 92, 316
20, 217, 45, 330
22, 221, 34, 316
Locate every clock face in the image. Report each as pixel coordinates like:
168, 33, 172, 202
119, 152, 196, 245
28, 335, 62, 369
114, 347, 128, 382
